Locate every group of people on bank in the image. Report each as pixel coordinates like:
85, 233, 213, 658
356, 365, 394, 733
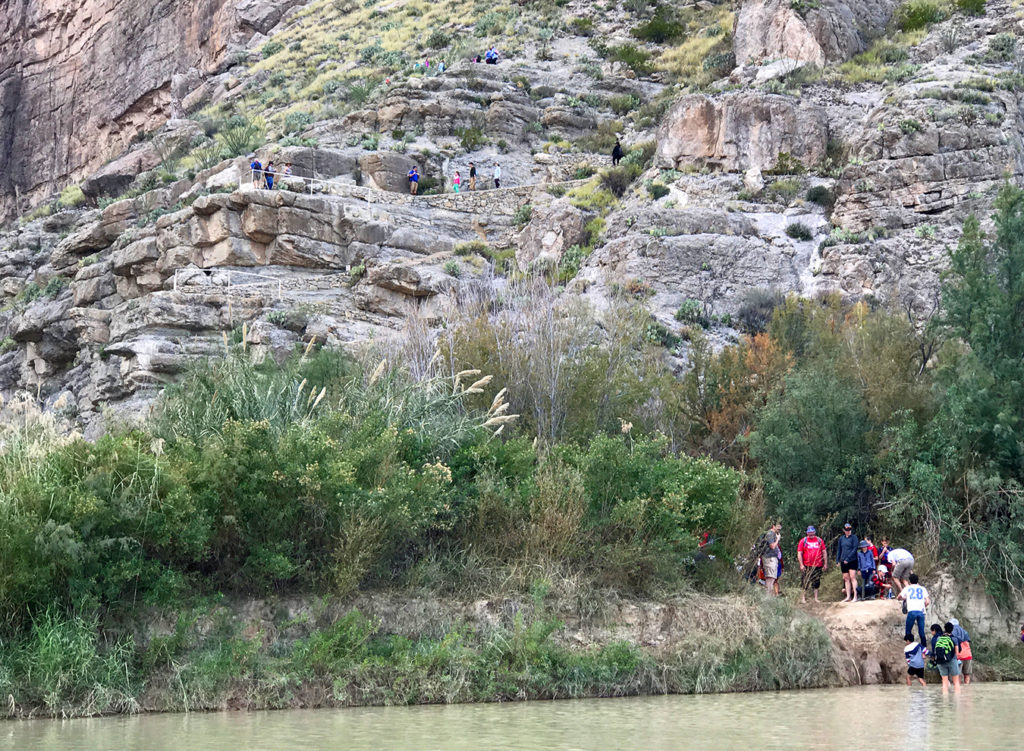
754, 522, 974, 691
248, 157, 292, 189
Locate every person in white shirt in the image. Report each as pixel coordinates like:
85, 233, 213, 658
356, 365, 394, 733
493, 163, 501, 189
887, 547, 914, 595
897, 573, 929, 644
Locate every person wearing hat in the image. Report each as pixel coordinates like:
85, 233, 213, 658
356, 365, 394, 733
836, 522, 860, 602
857, 539, 877, 599
797, 525, 827, 603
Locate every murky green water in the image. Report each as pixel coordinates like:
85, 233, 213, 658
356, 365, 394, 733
5, 684, 1023, 750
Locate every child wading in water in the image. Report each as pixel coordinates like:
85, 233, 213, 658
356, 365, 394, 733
904, 635, 927, 686
453, 171, 461, 193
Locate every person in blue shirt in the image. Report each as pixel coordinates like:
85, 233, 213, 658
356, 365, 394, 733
408, 166, 419, 195
249, 157, 263, 187
857, 540, 876, 599
264, 161, 276, 190
903, 635, 926, 686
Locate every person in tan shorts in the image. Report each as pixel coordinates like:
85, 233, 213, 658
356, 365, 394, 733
469, 162, 476, 190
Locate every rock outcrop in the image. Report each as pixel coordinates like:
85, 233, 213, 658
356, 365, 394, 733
656, 93, 829, 173
0, 0, 303, 222
734, 0, 902, 66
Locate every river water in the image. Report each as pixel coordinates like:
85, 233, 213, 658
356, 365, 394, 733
5, 684, 1023, 750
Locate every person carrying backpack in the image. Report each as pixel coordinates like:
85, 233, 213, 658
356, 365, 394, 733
611, 140, 623, 166
948, 619, 973, 685
929, 623, 962, 692
904, 635, 927, 687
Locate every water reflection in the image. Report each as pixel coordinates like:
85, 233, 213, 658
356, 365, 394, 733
4, 684, 1023, 751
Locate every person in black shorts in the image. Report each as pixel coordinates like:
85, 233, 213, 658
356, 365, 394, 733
904, 635, 927, 686
797, 526, 827, 603
836, 522, 860, 602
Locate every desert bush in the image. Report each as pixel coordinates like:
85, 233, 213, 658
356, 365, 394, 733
600, 164, 641, 198
785, 222, 814, 241
956, 0, 985, 16
631, 8, 685, 44
805, 185, 834, 209
895, 0, 946, 31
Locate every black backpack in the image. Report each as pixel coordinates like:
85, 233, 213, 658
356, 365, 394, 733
933, 635, 956, 664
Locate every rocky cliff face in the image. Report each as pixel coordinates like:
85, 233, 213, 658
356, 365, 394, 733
0, 0, 302, 222
4, 0, 1024, 428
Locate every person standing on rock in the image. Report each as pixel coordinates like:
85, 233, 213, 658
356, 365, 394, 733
469, 162, 477, 191
836, 522, 860, 602
493, 163, 501, 189
950, 618, 973, 685
904, 635, 927, 687
264, 161, 276, 190
797, 525, 827, 603
408, 166, 420, 195
612, 140, 623, 166
898, 573, 929, 645
453, 170, 461, 193
887, 546, 915, 596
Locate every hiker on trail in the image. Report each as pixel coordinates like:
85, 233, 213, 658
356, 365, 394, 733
797, 525, 827, 603
760, 522, 781, 597
857, 540, 877, 600
930, 623, 962, 692
837, 522, 860, 602
950, 618, 973, 685
485, 46, 499, 64
284, 163, 293, 177
438, 60, 446, 73
249, 156, 263, 187
493, 163, 501, 189
612, 140, 623, 166
408, 166, 420, 195
898, 573, 929, 645
453, 170, 462, 193
469, 162, 477, 190
904, 635, 927, 687
774, 527, 784, 595
887, 547, 915, 595
264, 161, 276, 190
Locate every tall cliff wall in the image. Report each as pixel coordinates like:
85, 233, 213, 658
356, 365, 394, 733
0, 0, 299, 223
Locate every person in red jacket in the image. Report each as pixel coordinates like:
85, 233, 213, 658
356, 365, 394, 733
797, 525, 828, 603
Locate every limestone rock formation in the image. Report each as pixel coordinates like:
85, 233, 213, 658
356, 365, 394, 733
734, 0, 902, 66
0, 0, 302, 222
656, 93, 829, 173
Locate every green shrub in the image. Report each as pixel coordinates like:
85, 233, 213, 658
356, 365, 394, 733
262, 41, 284, 58
425, 29, 450, 48
736, 288, 784, 333
443, 259, 462, 277
986, 33, 1017, 62
56, 184, 86, 209
956, 0, 986, 15
631, 8, 685, 44
215, 115, 265, 158
513, 203, 533, 228
648, 182, 670, 200
675, 299, 710, 328
702, 51, 736, 77
609, 94, 642, 116
785, 222, 814, 241
283, 111, 315, 134
455, 127, 486, 150
600, 165, 641, 198
805, 185, 834, 208
609, 44, 653, 75
895, 0, 947, 31
454, 240, 489, 256
570, 17, 595, 36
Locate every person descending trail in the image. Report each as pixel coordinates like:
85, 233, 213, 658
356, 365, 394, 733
408, 166, 420, 195
898, 573, 929, 645
264, 161, 276, 190
904, 635, 927, 687
797, 526, 827, 603
837, 522, 860, 602
887, 547, 915, 596
453, 171, 461, 193
612, 140, 623, 166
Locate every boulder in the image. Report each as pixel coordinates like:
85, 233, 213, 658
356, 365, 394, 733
656, 92, 828, 173
359, 152, 418, 193
516, 200, 589, 267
